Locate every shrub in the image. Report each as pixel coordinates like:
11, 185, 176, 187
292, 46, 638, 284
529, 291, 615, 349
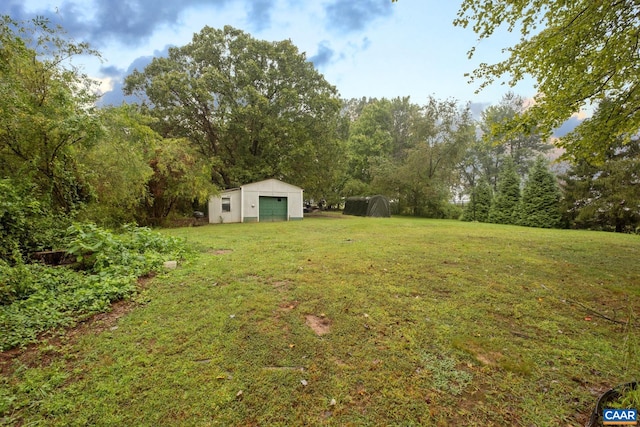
0, 223, 187, 350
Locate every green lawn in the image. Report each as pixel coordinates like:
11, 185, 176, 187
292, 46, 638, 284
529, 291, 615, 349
2, 215, 639, 426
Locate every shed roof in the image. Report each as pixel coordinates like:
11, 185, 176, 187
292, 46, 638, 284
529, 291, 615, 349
218, 179, 302, 194
242, 178, 302, 191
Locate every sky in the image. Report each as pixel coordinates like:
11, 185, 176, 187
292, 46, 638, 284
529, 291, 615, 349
2, 0, 563, 124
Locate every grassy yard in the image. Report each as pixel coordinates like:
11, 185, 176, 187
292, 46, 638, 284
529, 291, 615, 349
1, 215, 639, 426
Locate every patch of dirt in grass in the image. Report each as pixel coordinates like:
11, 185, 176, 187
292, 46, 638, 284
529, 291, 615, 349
271, 279, 293, 291
331, 357, 349, 368
473, 352, 503, 366
305, 315, 331, 335
263, 366, 305, 372
455, 339, 503, 367
279, 300, 299, 311
209, 249, 233, 255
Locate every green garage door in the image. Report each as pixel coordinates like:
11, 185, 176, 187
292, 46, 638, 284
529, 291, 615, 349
259, 196, 288, 222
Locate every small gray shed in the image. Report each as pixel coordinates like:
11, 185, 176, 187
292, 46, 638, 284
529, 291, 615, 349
208, 178, 304, 224
343, 195, 391, 218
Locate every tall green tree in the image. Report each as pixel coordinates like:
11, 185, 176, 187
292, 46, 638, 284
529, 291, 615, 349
516, 157, 561, 228
453, 1, 640, 161
142, 137, 215, 225
0, 16, 102, 212
461, 179, 492, 222
77, 106, 155, 225
343, 97, 420, 197
459, 93, 551, 212
342, 97, 377, 122
124, 25, 342, 197
561, 137, 640, 232
346, 99, 394, 187
479, 93, 552, 180
389, 97, 421, 161
78, 106, 215, 226
372, 98, 474, 217
488, 157, 521, 225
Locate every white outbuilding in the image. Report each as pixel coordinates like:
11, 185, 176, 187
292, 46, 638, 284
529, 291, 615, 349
208, 178, 304, 224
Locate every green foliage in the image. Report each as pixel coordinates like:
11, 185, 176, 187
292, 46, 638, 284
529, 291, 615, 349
141, 137, 215, 225
0, 262, 136, 350
124, 25, 343, 194
454, 1, 640, 161
460, 93, 552, 200
0, 179, 68, 263
340, 177, 372, 199
439, 202, 464, 220
65, 223, 186, 276
370, 97, 475, 217
346, 100, 395, 184
3, 218, 638, 426
76, 106, 155, 226
0, 259, 33, 305
479, 93, 552, 179
462, 179, 492, 222
0, 224, 186, 350
0, 16, 102, 213
344, 97, 423, 196
420, 352, 473, 395
488, 157, 521, 224
76, 106, 215, 226
516, 157, 561, 228
0, 180, 43, 262
610, 385, 640, 410
561, 137, 640, 232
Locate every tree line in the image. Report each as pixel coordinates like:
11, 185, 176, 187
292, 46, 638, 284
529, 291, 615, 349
1, 16, 638, 263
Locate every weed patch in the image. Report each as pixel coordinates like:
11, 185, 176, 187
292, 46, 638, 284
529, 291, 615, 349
0, 224, 186, 351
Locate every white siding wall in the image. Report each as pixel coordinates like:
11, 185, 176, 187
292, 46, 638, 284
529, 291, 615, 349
242, 191, 260, 222
287, 190, 303, 220
208, 189, 242, 223
208, 179, 303, 223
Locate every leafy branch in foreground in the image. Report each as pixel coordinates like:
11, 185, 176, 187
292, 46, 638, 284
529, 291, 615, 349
452, 1, 640, 161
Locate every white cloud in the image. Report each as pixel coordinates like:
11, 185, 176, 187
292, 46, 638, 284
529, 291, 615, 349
94, 76, 114, 94
4, 0, 540, 106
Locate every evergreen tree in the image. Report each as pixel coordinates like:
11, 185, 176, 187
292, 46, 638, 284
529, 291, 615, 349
488, 158, 521, 224
561, 136, 640, 232
516, 157, 561, 228
462, 179, 492, 222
